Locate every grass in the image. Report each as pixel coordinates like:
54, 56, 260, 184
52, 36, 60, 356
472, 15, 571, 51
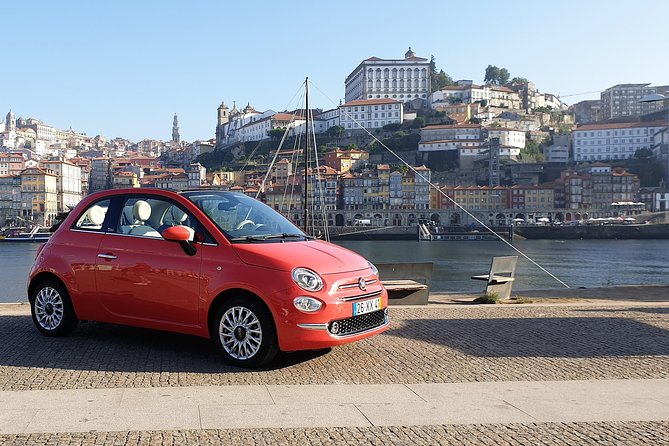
473, 292, 500, 304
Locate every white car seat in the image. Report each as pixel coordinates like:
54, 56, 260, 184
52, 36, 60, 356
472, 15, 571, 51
128, 200, 160, 237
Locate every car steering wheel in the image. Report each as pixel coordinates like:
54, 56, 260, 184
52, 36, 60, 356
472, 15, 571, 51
235, 219, 256, 230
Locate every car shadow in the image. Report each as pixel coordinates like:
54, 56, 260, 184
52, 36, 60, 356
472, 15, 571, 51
385, 316, 669, 357
0, 316, 330, 372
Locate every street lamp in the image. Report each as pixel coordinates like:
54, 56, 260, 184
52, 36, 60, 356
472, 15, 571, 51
640, 93, 669, 185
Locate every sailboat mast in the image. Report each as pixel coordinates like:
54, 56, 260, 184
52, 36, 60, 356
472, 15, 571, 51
303, 77, 309, 235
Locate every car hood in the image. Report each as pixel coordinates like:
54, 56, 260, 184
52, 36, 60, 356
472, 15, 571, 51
232, 240, 369, 274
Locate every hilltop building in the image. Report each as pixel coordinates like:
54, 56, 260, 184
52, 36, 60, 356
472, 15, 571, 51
345, 48, 431, 108
600, 83, 669, 120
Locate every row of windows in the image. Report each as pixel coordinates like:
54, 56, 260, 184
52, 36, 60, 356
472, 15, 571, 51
577, 138, 648, 144
578, 146, 647, 153
366, 67, 427, 79
577, 129, 649, 137
368, 79, 426, 89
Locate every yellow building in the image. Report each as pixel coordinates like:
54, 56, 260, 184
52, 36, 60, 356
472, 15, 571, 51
20, 167, 58, 226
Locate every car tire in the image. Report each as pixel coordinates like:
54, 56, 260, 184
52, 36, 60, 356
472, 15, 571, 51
30, 279, 79, 337
212, 297, 278, 368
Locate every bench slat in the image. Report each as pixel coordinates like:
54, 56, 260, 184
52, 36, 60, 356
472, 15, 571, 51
382, 279, 428, 291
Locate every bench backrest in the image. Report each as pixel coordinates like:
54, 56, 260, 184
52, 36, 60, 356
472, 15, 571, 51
376, 262, 433, 286
489, 256, 518, 279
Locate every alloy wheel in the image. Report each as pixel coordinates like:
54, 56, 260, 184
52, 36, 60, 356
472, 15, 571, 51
218, 306, 263, 360
34, 286, 65, 331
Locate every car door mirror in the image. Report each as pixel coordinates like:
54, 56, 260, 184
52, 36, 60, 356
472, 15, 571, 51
162, 226, 192, 242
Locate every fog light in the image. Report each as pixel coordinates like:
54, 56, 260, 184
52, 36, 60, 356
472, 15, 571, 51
330, 321, 340, 334
293, 297, 323, 313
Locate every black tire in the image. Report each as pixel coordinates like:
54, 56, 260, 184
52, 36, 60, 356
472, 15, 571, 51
30, 279, 79, 337
212, 297, 278, 368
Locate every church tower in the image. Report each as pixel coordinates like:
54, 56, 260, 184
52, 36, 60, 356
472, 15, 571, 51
217, 101, 229, 126
172, 113, 180, 144
6, 110, 16, 131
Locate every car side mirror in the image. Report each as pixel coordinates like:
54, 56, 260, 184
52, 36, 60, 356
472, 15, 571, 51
162, 226, 198, 256
162, 226, 192, 242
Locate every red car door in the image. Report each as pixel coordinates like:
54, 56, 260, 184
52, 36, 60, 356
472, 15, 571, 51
95, 197, 202, 329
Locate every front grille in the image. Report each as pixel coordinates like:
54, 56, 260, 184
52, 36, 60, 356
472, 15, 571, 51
328, 309, 387, 336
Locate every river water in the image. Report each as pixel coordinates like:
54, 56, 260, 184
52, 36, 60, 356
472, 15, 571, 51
1, 240, 668, 303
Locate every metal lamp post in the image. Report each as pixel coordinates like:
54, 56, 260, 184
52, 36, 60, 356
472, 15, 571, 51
640, 93, 669, 185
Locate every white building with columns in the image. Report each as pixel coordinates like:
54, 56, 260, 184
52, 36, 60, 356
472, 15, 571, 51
345, 48, 431, 107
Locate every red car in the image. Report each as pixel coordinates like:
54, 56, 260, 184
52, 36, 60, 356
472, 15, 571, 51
28, 189, 388, 367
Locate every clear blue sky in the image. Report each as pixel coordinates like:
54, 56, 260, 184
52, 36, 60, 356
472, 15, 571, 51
1, 0, 667, 142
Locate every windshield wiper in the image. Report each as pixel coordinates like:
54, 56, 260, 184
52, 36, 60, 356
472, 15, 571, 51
263, 233, 311, 240
229, 235, 269, 242
229, 233, 312, 242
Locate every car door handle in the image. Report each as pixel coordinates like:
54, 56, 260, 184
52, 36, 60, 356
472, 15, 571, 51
97, 253, 117, 260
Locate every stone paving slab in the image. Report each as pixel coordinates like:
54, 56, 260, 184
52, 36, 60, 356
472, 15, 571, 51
1, 422, 669, 445
0, 379, 667, 434
0, 304, 667, 390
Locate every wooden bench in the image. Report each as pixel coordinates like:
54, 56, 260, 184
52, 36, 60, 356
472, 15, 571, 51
471, 256, 518, 300
377, 262, 433, 305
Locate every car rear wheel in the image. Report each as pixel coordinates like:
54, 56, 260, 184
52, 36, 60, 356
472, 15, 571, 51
30, 279, 79, 337
213, 297, 278, 368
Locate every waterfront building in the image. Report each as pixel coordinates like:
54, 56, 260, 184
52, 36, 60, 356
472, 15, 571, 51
89, 157, 113, 192
39, 159, 83, 211
19, 167, 58, 226
345, 48, 431, 107
0, 174, 21, 225
509, 185, 555, 209
600, 83, 669, 120
572, 120, 665, 162
338, 98, 403, 133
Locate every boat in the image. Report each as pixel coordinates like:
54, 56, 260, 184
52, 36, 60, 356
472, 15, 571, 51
0, 226, 51, 243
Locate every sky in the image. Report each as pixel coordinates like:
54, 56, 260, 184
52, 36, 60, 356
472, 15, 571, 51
1, 0, 667, 143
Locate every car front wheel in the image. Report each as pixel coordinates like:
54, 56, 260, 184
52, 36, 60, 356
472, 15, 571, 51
30, 279, 79, 337
213, 297, 278, 368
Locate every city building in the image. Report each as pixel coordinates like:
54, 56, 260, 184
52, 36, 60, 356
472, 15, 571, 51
345, 48, 431, 107
39, 159, 83, 211
544, 134, 570, 164
338, 98, 403, 132
0, 174, 21, 225
600, 83, 669, 120
20, 167, 58, 226
0, 152, 25, 175
570, 100, 601, 124
323, 148, 369, 173
572, 120, 665, 162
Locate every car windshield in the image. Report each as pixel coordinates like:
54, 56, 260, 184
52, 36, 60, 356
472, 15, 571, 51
182, 191, 307, 242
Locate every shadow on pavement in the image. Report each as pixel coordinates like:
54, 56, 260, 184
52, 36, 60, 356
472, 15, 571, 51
386, 317, 669, 357
0, 316, 330, 372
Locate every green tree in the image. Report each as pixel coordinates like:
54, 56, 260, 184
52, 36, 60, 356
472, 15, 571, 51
520, 139, 545, 163
412, 116, 427, 128
484, 65, 501, 84
498, 68, 510, 85
326, 125, 345, 140
634, 148, 653, 159
429, 55, 455, 92
509, 77, 529, 85
484, 65, 512, 85
267, 127, 286, 140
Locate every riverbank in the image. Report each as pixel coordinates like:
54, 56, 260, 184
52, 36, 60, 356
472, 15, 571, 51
430, 284, 669, 306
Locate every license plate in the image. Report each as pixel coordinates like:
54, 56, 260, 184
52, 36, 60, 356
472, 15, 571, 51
353, 297, 381, 316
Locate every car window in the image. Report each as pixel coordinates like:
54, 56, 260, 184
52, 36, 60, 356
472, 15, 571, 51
117, 197, 198, 241
73, 199, 111, 232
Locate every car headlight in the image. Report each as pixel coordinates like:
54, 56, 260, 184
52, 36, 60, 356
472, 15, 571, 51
367, 260, 378, 276
293, 297, 323, 313
292, 267, 323, 292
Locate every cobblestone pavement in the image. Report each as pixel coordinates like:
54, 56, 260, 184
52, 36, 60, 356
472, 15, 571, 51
0, 304, 667, 390
1, 422, 668, 445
